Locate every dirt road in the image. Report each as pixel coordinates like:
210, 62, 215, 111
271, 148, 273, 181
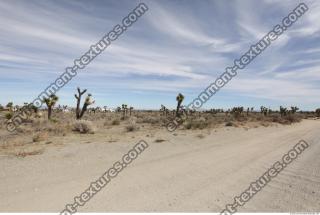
1, 119, 319, 212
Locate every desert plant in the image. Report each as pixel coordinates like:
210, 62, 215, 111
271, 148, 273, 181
73, 120, 95, 134
225, 121, 233, 126
126, 120, 139, 132
316, 108, 320, 117
25, 103, 39, 113
5, 112, 13, 120
280, 106, 288, 117
176, 93, 184, 117
121, 104, 128, 118
183, 121, 192, 129
74, 87, 95, 119
290, 106, 299, 114
43, 94, 59, 120
6, 102, 13, 112
129, 106, 134, 116
32, 132, 49, 142
260, 106, 268, 116
231, 107, 244, 118
160, 104, 169, 116
0, 104, 3, 110
111, 119, 120, 125
126, 124, 139, 132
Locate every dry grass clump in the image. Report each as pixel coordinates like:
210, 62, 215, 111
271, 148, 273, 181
154, 138, 166, 142
31, 118, 71, 135
183, 117, 209, 130
126, 121, 140, 132
281, 114, 302, 124
184, 121, 192, 129
139, 116, 159, 124
111, 119, 120, 125
126, 124, 139, 132
5, 112, 13, 120
267, 114, 302, 125
72, 120, 95, 134
196, 134, 206, 139
32, 132, 49, 142
15, 149, 44, 158
120, 116, 130, 121
225, 121, 233, 127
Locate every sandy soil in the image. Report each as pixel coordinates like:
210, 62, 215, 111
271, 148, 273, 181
1, 119, 320, 212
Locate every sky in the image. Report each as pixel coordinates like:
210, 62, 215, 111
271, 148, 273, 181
0, 0, 319, 110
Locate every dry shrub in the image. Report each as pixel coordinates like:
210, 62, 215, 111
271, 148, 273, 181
120, 116, 129, 121
73, 120, 95, 134
126, 120, 139, 132
183, 121, 192, 129
225, 121, 233, 127
271, 115, 281, 123
32, 132, 49, 142
111, 119, 120, 125
126, 124, 139, 132
5, 112, 13, 120
154, 138, 166, 142
183, 117, 208, 130
140, 116, 159, 124
282, 114, 302, 124
196, 134, 205, 139
15, 149, 44, 157
260, 122, 270, 127
32, 118, 70, 135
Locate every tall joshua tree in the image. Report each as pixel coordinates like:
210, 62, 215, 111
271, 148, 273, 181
6, 102, 13, 112
280, 106, 287, 117
43, 95, 59, 120
290, 106, 299, 114
176, 93, 184, 117
74, 87, 95, 119
121, 104, 128, 118
129, 106, 134, 116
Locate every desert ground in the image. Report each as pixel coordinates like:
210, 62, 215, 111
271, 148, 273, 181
0, 110, 319, 212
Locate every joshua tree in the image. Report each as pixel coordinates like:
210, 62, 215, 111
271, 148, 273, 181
246, 107, 250, 116
260, 106, 268, 116
231, 107, 244, 118
62, 105, 68, 112
316, 108, 320, 117
28, 103, 39, 113
121, 104, 128, 118
74, 87, 95, 119
280, 106, 288, 117
43, 95, 59, 120
6, 102, 13, 112
129, 106, 134, 116
176, 93, 184, 117
160, 105, 165, 116
160, 104, 169, 116
290, 106, 299, 114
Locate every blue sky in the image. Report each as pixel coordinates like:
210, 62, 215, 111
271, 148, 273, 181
0, 0, 319, 110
